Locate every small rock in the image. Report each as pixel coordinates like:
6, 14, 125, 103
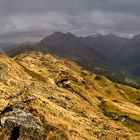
103, 124, 112, 130
121, 118, 126, 122
56, 79, 71, 88
95, 131, 107, 137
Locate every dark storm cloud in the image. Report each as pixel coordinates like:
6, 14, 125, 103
0, 0, 140, 42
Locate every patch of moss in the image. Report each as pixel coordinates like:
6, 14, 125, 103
99, 100, 140, 131
94, 75, 110, 87
114, 83, 140, 105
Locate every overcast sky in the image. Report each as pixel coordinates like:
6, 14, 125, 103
0, 0, 140, 42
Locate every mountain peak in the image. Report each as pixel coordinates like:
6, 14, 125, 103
105, 33, 119, 38
51, 31, 65, 37
51, 31, 76, 37
87, 33, 103, 38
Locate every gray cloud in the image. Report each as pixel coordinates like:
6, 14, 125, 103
0, 0, 140, 42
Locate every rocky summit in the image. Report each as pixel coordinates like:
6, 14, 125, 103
0, 52, 139, 140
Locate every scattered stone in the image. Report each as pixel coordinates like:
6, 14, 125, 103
95, 131, 107, 137
120, 114, 129, 122
121, 118, 126, 122
56, 79, 71, 88
106, 112, 118, 120
113, 115, 119, 120
105, 112, 129, 122
121, 114, 129, 118
103, 124, 112, 130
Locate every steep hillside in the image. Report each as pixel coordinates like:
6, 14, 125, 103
0, 52, 139, 139
4, 42, 37, 57
82, 34, 128, 59
113, 34, 140, 67
38, 32, 108, 68
111, 34, 140, 85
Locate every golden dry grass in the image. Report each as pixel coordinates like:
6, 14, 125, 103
0, 51, 139, 139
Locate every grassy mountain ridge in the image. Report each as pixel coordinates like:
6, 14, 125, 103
0, 51, 139, 139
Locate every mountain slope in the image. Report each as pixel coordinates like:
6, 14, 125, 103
4, 42, 37, 57
113, 34, 140, 66
0, 52, 139, 139
112, 34, 140, 81
38, 32, 108, 68
82, 34, 128, 59
37, 32, 129, 84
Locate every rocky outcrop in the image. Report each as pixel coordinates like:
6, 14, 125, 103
0, 104, 42, 140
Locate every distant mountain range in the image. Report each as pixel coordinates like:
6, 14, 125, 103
81, 33, 128, 59
1, 31, 140, 86
38, 32, 109, 68
112, 34, 140, 65
112, 34, 140, 77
